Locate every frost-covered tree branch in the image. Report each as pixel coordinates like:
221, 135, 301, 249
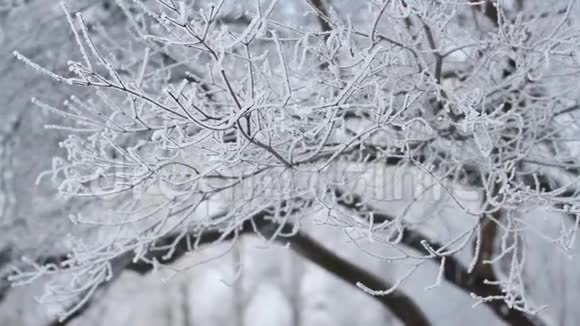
30, 204, 429, 326
334, 188, 544, 325
8, 0, 580, 324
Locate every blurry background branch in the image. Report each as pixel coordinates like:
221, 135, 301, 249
35, 205, 430, 326
334, 189, 545, 326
